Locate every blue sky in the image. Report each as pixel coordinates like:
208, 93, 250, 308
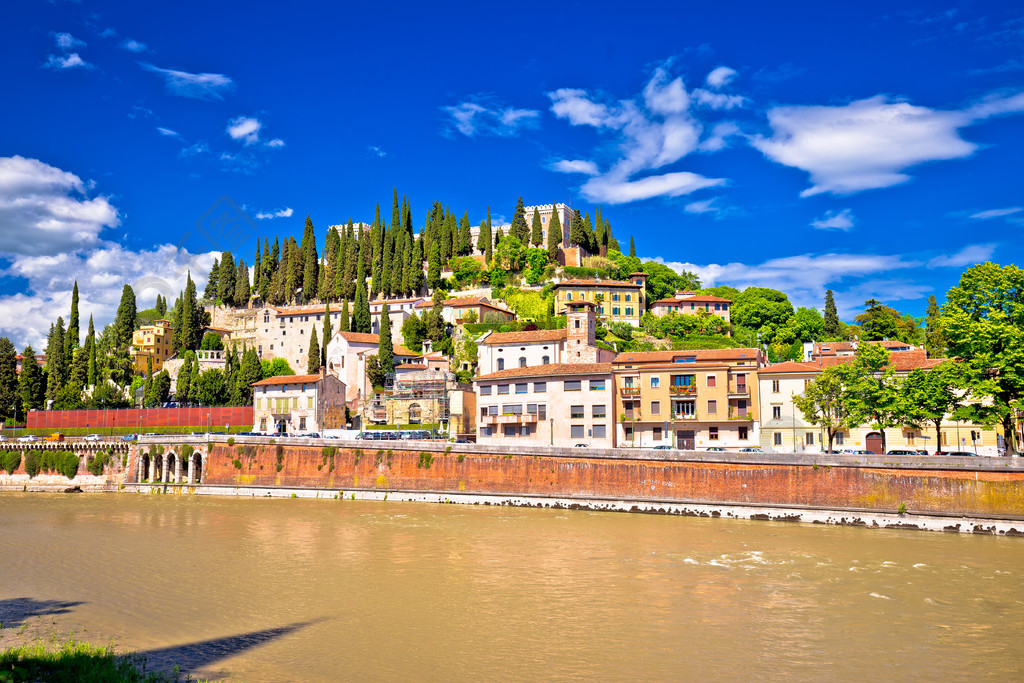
1, 0, 1022, 349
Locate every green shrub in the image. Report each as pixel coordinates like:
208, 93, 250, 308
60, 453, 80, 479
232, 459, 242, 469
87, 451, 111, 476
897, 502, 907, 516
417, 452, 433, 469
456, 453, 465, 463
24, 451, 40, 478
2, 450, 21, 475
275, 444, 285, 472
179, 444, 194, 459
227, 437, 235, 446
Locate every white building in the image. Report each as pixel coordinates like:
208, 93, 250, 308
251, 371, 346, 434
467, 203, 573, 254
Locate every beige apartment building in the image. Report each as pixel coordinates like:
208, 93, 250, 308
414, 296, 515, 325
553, 274, 648, 326
757, 351, 999, 455
131, 319, 174, 374
251, 371, 346, 434
649, 291, 732, 330
612, 348, 764, 449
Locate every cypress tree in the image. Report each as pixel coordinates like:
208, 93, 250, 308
547, 204, 562, 261
176, 352, 193, 404
371, 227, 384, 298
144, 355, 153, 404
236, 348, 261, 406
391, 230, 406, 296
67, 281, 80, 353
188, 355, 199, 402
382, 225, 395, 297
113, 285, 137, 347
316, 257, 327, 302
509, 196, 529, 243
530, 208, 543, 247
485, 208, 494, 264
476, 219, 490, 255
340, 234, 357, 300
287, 236, 303, 302
391, 188, 401, 234
253, 247, 262, 301
823, 289, 840, 337
339, 298, 350, 333
583, 212, 597, 254
494, 226, 504, 249
569, 210, 587, 248
218, 251, 236, 306
86, 315, 97, 386
353, 279, 371, 334
171, 295, 184, 354
379, 302, 394, 375
427, 239, 441, 291
234, 258, 250, 306
301, 216, 318, 300
629, 235, 636, 257
204, 259, 219, 300
180, 274, 200, 351
458, 212, 472, 255
45, 318, 66, 404
19, 345, 44, 411
605, 218, 618, 252
259, 238, 273, 303
155, 294, 167, 318
307, 327, 321, 374
322, 302, 332, 367
442, 211, 457, 263
0, 337, 16, 422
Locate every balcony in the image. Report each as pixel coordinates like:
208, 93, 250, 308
669, 385, 697, 396
620, 386, 641, 397
728, 383, 750, 397
482, 413, 539, 425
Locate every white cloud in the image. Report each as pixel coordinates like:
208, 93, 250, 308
178, 142, 209, 158
752, 91, 1024, 197
811, 208, 855, 231
698, 121, 741, 152
255, 207, 294, 220
119, 39, 148, 53
684, 199, 718, 214
266, 139, 285, 148
970, 207, 1022, 219
0, 155, 118, 257
546, 66, 728, 204
156, 127, 180, 138
706, 66, 737, 89
43, 53, 93, 70
226, 116, 262, 145
551, 159, 600, 175
52, 32, 85, 51
927, 243, 996, 268
441, 100, 540, 137
691, 89, 746, 110
367, 145, 386, 158
140, 63, 235, 100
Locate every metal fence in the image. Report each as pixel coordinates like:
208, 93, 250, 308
26, 407, 254, 430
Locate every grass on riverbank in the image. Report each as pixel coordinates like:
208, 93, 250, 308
0, 638, 200, 682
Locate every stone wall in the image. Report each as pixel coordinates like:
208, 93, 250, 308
192, 439, 1024, 518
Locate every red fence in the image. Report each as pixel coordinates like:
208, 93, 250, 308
26, 407, 254, 430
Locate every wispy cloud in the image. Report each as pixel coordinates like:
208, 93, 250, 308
52, 32, 85, 50
706, 66, 737, 89
752, 90, 1024, 197
140, 62, 235, 100
441, 99, 540, 137
119, 38, 148, 53
367, 145, 387, 158
156, 127, 181, 138
969, 207, 1022, 219
226, 116, 261, 145
43, 53, 93, 70
684, 198, 718, 214
927, 243, 996, 268
546, 65, 729, 204
811, 208, 855, 231
178, 142, 209, 158
255, 207, 294, 220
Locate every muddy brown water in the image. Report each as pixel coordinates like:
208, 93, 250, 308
1, 493, 1023, 681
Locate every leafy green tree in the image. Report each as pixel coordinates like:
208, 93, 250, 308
113, 285, 137, 347
546, 205, 562, 261
400, 313, 427, 353
194, 369, 228, 406
843, 342, 901, 453
260, 357, 295, 379
732, 287, 795, 346
366, 355, 387, 390
942, 262, 1024, 454
523, 248, 550, 285
144, 355, 153, 403
495, 235, 527, 271
147, 370, 171, 407
897, 362, 966, 453
176, 351, 195, 404
509, 196, 529, 244
823, 289, 840, 338
0, 337, 17, 422
793, 365, 857, 452
199, 332, 224, 351
641, 261, 701, 303
18, 345, 44, 412
856, 299, 899, 341
307, 327, 321, 374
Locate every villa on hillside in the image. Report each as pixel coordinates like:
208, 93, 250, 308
552, 273, 648, 327
649, 291, 732, 331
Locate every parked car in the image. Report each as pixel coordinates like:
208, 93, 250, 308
0, 435, 8, 443
939, 450, 978, 456
302, 433, 321, 439
886, 449, 918, 455
738, 447, 764, 453
705, 447, 726, 451
573, 443, 589, 448
45, 433, 65, 442
121, 433, 137, 442
653, 445, 673, 450
83, 434, 102, 442
17, 435, 38, 443
847, 449, 875, 455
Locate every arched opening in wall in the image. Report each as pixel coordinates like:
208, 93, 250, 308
191, 453, 203, 484
139, 453, 150, 483
167, 453, 178, 483
409, 403, 422, 425
866, 432, 883, 454
152, 454, 164, 482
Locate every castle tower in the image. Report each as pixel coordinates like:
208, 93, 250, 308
565, 301, 598, 364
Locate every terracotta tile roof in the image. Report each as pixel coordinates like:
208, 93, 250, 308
652, 295, 732, 305
813, 340, 919, 355
413, 296, 511, 311
394, 345, 418, 357
252, 373, 323, 386
613, 348, 762, 364
480, 328, 568, 345
475, 362, 612, 381
554, 279, 640, 289
759, 351, 945, 374
369, 297, 427, 306
335, 331, 379, 344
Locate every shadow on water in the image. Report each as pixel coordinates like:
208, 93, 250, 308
137, 618, 324, 676
0, 598, 86, 628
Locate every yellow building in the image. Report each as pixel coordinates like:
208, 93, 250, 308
131, 319, 174, 374
553, 273, 647, 326
612, 347, 764, 449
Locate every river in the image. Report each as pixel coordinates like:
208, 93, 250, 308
1, 493, 1022, 681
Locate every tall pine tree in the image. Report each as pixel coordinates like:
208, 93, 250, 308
378, 303, 394, 375
218, 251, 236, 306
322, 302, 332, 367
67, 281, 80, 353
530, 209, 543, 247
546, 204, 562, 261
307, 328, 320, 374
509, 196, 529, 243
823, 289, 840, 337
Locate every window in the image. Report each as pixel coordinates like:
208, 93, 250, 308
575, 319, 581, 329
772, 379, 780, 393
772, 405, 781, 419
593, 424, 606, 439
653, 427, 662, 440
626, 307, 632, 316
527, 403, 547, 420
805, 432, 815, 446
624, 426, 633, 439
650, 376, 660, 388
566, 292, 573, 301
565, 380, 582, 391
736, 373, 747, 389
571, 425, 585, 438
590, 379, 605, 391
260, 418, 267, 431
707, 400, 717, 414
570, 405, 585, 419
676, 401, 695, 418
612, 307, 620, 315
774, 432, 782, 446
542, 355, 550, 364
707, 374, 717, 387
534, 382, 546, 393
497, 358, 504, 371
516, 383, 528, 394
612, 293, 620, 302
593, 404, 606, 418
308, 397, 315, 409
625, 294, 632, 302
480, 426, 491, 437
650, 401, 661, 415
299, 417, 307, 430
487, 405, 498, 415
519, 357, 527, 368
709, 427, 719, 440
503, 404, 523, 415
481, 385, 492, 395
738, 426, 748, 440
804, 379, 810, 389
836, 432, 845, 445
503, 424, 518, 437
498, 384, 510, 395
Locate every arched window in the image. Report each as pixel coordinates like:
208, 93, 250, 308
497, 358, 504, 371
519, 357, 527, 368
409, 403, 422, 424
542, 355, 550, 364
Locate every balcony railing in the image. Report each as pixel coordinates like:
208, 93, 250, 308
482, 413, 539, 425
728, 383, 750, 396
669, 385, 697, 396
620, 386, 641, 396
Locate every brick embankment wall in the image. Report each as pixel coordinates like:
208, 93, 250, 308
199, 442, 1024, 518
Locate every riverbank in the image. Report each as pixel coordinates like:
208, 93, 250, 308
0, 637, 189, 682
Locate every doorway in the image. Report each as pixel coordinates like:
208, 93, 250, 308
676, 429, 695, 450
866, 432, 883, 454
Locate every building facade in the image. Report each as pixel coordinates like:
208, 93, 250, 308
131, 320, 174, 373
649, 291, 732, 329
251, 371, 346, 434
415, 296, 515, 325
553, 274, 648, 326
612, 348, 764, 449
